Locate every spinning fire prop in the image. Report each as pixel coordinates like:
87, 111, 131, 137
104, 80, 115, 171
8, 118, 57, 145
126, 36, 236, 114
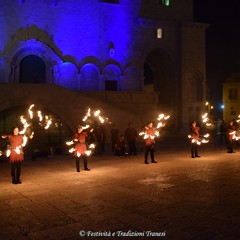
228, 116, 240, 141
66, 108, 110, 156
1, 104, 53, 157
188, 112, 212, 145
139, 113, 170, 140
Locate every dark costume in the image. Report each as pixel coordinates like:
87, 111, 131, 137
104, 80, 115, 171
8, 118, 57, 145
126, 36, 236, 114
226, 121, 236, 153
111, 126, 119, 152
93, 125, 104, 155
125, 123, 138, 155
220, 121, 228, 145
114, 135, 126, 156
73, 131, 90, 171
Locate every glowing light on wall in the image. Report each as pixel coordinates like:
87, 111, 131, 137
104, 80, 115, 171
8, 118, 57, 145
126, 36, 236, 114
157, 28, 162, 38
160, 0, 170, 6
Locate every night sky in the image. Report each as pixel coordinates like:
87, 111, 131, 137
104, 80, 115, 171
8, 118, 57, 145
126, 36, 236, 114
193, 0, 240, 115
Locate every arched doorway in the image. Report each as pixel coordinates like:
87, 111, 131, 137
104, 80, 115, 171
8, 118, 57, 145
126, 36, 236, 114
144, 49, 179, 130
0, 105, 72, 159
144, 63, 154, 92
19, 55, 46, 83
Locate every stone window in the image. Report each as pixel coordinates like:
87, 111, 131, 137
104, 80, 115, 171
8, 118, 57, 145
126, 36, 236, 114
228, 88, 238, 100
159, 0, 170, 6
157, 28, 162, 38
231, 110, 236, 116
105, 80, 118, 91
100, 0, 119, 4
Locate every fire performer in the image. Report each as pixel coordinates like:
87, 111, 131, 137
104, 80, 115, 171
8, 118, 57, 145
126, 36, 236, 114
190, 121, 201, 158
226, 120, 236, 153
2, 127, 24, 184
72, 126, 91, 172
144, 122, 158, 164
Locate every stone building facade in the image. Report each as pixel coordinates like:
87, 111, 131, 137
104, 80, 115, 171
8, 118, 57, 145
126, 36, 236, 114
223, 74, 240, 123
0, 0, 208, 152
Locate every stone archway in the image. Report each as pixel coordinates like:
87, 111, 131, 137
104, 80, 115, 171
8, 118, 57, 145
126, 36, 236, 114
0, 104, 72, 158
20, 55, 46, 83
144, 49, 179, 128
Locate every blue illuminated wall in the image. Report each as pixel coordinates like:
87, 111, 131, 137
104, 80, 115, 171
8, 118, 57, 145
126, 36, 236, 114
0, 0, 195, 94
0, 0, 144, 91
0, 0, 207, 132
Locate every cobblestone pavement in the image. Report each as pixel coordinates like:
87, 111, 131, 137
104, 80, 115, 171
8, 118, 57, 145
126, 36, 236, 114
1, 137, 240, 240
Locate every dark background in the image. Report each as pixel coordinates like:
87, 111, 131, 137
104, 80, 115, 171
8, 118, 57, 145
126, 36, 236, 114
193, 0, 240, 117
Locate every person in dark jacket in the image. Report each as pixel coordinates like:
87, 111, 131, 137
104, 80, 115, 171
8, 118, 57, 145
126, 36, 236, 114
124, 122, 138, 155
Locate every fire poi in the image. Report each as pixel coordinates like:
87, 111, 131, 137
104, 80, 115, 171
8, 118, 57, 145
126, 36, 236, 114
229, 114, 240, 141
1, 104, 53, 157
188, 112, 211, 145
139, 113, 170, 140
66, 108, 110, 156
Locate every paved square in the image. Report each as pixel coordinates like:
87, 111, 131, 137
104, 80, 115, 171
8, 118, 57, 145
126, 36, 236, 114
1, 138, 240, 240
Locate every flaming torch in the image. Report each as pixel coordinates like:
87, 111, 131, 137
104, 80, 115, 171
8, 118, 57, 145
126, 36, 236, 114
1, 104, 54, 158
200, 112, 211, 144
188, 112, 212, 145
66, 108, 110, 156
139, 113, 170, 140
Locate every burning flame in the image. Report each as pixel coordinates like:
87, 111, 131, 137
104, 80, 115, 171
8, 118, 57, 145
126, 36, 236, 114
15, 147, 21, 154
85, 150, 91, 156
69, 148, 75, 153
44, 116, 52, 129
6, 149, 11, 157
139, 113, 169, 140
188, 112, 211, 145
22, 135, 28, 147
66, 140, 74, 146
28, 104, 35, 119
82, 108, 109, 126
200, 112, 211, 144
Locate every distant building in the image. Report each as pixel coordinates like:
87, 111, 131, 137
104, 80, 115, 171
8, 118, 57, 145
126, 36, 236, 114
0, 0, 208, 153
223, 73, 240, 122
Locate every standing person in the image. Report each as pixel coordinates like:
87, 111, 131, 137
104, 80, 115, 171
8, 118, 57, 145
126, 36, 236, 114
2, 127, 24, 184
111, 124, 119, 153
124, 122, 138, 155
190, 121, 201, 158
144, 122, 158, 164
73, 126, 91, 172
226, 120, 236, 153
220, 120, 228, 145
93, 123, 103, 156
101, 125, 107, 153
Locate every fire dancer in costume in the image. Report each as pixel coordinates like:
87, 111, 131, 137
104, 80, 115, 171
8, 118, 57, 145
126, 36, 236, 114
2, 127, 24, 184
73, 126, 91, 172
190, 121, 201, 158
144, 122, 158, 164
